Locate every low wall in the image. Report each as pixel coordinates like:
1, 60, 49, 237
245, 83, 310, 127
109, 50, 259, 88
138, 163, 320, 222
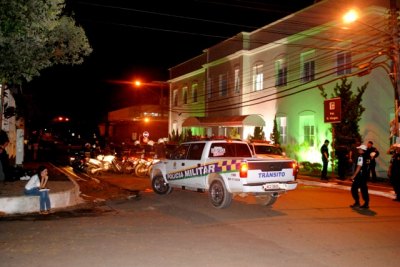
0, 184, 83, 215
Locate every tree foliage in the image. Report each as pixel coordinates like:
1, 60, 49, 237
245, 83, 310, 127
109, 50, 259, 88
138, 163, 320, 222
318, 78, 368, 146
0, 0, 92, 85
271, 116, 280, 145
248, 126, 265, 141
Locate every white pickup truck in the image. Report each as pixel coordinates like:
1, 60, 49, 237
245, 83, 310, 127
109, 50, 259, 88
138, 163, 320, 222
149, 139, 298, 208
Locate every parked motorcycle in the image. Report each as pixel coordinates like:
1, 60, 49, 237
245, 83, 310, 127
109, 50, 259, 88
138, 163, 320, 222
134, 155, 160, 177
86, 153, 123, 176
120, 155, 140, 174
69, 151, 88, 173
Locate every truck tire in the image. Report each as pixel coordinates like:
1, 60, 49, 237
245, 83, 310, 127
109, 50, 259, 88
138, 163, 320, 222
256, 194, 278, 206
152, 175, 172, 195
209, 178, 232, 209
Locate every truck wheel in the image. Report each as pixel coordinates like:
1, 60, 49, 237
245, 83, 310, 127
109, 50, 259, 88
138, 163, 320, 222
151, 175, 172, 195
209, 178, 232, 209
256, 194, 278, 206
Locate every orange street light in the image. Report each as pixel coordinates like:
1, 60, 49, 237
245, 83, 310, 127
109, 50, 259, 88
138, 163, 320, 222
342, 9, 358, 24
132, 79, 170, 119
342, 3, 400, 139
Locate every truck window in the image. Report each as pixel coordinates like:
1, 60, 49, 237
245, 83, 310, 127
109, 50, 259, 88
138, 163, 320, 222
187, 143, 205, 160
209, 143, 251, 158
172, 143, 190, 159
209, 143, 230, 157
235, 143, 252, 157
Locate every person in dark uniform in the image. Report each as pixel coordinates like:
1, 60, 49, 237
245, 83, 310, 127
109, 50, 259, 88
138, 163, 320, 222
320, 139, 330, 180
349, 144, 370, 209
388, 143, 400, 202
366, 141, 379, 182
335, 145, 348, 180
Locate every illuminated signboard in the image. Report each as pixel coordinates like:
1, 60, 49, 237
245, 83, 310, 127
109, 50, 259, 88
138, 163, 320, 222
324, 98, 341, 123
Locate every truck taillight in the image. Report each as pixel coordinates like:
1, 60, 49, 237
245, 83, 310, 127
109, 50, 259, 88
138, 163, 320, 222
240, 162, 248, 178
292, 161, 298, 177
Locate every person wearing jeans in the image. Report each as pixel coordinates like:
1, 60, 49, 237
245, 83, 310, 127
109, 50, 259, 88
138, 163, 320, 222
24, 165, 51, 214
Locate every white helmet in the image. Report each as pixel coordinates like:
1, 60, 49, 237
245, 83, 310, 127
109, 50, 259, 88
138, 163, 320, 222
134, 140, 140, 146
158, 138, 165, 144
147, 140, 155, 146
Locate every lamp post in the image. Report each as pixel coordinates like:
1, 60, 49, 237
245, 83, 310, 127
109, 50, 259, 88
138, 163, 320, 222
133, 80, 169, 119
343, 2, 400, 139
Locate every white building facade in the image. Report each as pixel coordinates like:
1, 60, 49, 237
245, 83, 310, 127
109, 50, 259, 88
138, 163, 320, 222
168, 0, 398, 177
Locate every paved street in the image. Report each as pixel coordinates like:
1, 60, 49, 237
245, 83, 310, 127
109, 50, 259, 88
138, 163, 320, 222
1, 180, 399, 267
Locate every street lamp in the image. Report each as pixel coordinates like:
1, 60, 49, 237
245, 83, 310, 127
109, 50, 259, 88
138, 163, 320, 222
133, 79, 169, 119
342, 4, 400, 139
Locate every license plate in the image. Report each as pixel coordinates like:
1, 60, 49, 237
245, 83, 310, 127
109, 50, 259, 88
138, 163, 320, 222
262, 183, 280, 190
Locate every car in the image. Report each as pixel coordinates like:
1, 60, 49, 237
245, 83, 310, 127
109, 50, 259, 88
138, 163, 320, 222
249, 141, 299, 177
249, 141, 285, 158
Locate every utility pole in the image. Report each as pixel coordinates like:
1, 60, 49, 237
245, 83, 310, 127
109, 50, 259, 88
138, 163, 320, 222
389, 0, 400, 140
0, 83, 4, 131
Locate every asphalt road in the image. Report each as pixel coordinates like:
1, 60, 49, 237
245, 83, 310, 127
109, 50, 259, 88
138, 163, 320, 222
1, 179, 399, 267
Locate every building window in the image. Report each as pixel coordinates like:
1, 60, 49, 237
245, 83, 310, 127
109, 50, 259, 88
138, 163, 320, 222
219, 74, 228, 96
253, 63, 263, 91
191, 83, 198, 103
183, 87, 188, 105
173, 90, 178, 107
299, 114, 315, 146
337, 51, 352, 75
301, 51, 315, 82
234, 68, 240, 94
277, 116, 287, 144
275, 59, 287, 87
207, 78, 212, 99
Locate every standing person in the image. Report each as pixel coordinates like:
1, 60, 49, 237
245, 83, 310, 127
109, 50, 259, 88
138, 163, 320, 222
335, 145, 348, 180
0, 141, 11, 181
349, 144, 370, 209
320, 139, 330, 180
366, 141, 380, 182
348, 141, 361, 175
24, 165, 51, 214
388, 144, 400, 202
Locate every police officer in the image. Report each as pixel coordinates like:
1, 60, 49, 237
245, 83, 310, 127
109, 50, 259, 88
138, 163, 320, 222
320, 139, 329, 180
349, 144, 370, 209
366, 141, 379, 182
388, 144, 400, 202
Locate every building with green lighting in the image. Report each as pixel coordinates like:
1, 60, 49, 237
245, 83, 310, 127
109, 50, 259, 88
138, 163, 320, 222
168, 0, 397, 178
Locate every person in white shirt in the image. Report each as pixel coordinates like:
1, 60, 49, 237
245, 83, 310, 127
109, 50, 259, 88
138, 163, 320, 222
24, 165, 51, 214
349, 144, 370, 209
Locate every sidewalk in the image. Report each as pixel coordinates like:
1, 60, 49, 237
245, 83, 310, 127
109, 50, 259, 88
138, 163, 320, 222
297, 174, 396, 200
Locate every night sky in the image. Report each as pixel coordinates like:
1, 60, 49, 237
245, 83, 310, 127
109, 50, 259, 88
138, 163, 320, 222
24, 0, 316, 129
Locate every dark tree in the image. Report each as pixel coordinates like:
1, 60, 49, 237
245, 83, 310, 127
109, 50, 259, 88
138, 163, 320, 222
319, 78, 367, 146
271, 116, 281, 145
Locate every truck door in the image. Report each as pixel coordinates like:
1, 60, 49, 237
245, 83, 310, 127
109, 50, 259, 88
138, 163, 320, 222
165, 142, 206, 188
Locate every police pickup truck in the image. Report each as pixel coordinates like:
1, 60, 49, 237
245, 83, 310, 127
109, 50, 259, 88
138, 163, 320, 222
149, 139, 298, 209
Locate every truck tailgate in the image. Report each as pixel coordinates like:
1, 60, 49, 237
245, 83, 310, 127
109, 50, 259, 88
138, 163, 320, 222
245, 159, 296, 184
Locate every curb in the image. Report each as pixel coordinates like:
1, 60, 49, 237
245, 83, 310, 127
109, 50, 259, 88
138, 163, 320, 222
298, 178, 396, 200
